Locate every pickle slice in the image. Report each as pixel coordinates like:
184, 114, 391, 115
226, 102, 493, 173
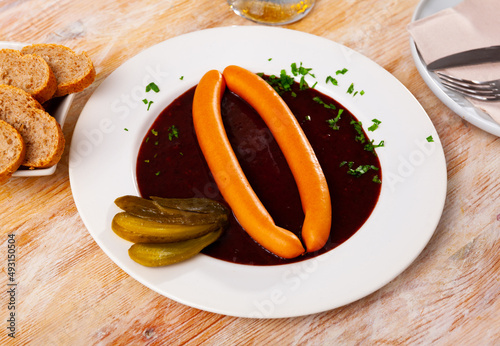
150, 196, 228, 214
114, 195, 228, 225
112, 212, 221, 243
128, 228, 223, 267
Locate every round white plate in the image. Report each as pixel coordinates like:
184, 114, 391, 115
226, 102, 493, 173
0, 41, 75, 177
69, 26, 447, 318
410, 0, 500, 137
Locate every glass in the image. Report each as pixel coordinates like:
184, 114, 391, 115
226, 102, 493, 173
227, 0, 315, 25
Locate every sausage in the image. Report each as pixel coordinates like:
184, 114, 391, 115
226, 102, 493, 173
222, 65, 332, 252
192, 70, 305, 259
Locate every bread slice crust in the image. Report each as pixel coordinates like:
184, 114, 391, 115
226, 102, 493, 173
0, 49, 57, 103
0, 119, 25, 184
0, 85, 64, 168
21, 44, 96, 97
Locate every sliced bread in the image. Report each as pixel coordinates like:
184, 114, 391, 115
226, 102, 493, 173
0, 119, 25, 184
0, 85, 65, 168
21, 44, 96, 97
0, 49, 57, 103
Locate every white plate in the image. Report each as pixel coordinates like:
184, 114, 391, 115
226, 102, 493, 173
0, 41, 75, 177
410, 0, 500, 137
69, 26, 447, 318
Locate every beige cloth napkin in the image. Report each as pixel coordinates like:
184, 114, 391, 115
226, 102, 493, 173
408, 0, 500, 125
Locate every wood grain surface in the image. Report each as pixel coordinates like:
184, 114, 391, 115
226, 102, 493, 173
1, 0, 499, 344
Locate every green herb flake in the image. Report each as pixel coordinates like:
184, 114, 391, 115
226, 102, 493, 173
268, 58, 272, 61
299, 76, 309, 90
155, 141, 159, 146
265, 70, 295, 94
336, 68, 348, 75
180, 76, 184, 80
360, 90, 365, 96
146, 82, 160, 93
426, 135, 434, 142
145, 137, 150, 143
364, 139, 385, 152
327, 109, 344, 130
151, 129, 158, 136
168, 125, 179, 141
368, 119, 382, 132
350, 119, 366, 143
144, 159, 150, 163
313, 96, 336, 110
305, 115, 311, 121
341, 161, 379, 177
147, 100, 153, 111
326, 76, 338, 86
347, 83, 355, 94
372, 175, 382, 184
124, 128, 129, 131
155, 171, 161, 176
142, 99, 148, 104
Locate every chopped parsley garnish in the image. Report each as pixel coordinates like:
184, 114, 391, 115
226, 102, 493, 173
305, 115, 311, 121
426, 135, 434, 142
143, 99, 153, 110
263, 70, 295, 94
180, 76, 184, 80
347, 83, 355, 94
350, 119, 366, 143
340, 161, 379, 177
364, 139, 385, 152
155, 171, 161, 176
313, 96, 336, 110
291, 62, 315, 78
124, 128, 129, 131
268, 58, 272, 61
144, 159, 150, 163
168, 125, 179, 141
326, 76, 338, 86
326, 109, 344, 130
372, 175, 382, 184
336, 68, 348, 75
151, 129, 158, 136
368, 119, 382, 132
146, 82, 160, 93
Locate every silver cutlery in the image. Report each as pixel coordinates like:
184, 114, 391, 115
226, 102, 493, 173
427, 46, 500, 71
435, 72, 500, 101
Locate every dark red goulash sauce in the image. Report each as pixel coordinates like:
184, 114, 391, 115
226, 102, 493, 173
136, 81, 381, 265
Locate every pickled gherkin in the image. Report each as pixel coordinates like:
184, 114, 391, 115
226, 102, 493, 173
112, 212, 222, 243
128, 228, 223, 267
114, 195, 228, 225
112, 195, 229, 267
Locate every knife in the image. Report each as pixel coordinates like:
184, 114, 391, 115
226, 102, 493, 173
427, 45, 500, 71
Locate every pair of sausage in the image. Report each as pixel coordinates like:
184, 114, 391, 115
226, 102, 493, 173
192, 65, 332, 259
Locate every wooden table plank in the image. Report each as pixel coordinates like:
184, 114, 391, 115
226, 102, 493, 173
1, 0, 499, 344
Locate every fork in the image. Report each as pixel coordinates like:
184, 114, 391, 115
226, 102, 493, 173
435, 72, 500, 101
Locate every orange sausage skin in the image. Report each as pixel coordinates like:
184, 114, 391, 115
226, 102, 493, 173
222, 65, 332, 252
192, 70, 305, 259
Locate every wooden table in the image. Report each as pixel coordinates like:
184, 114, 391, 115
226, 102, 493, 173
1, 0, 499, 344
